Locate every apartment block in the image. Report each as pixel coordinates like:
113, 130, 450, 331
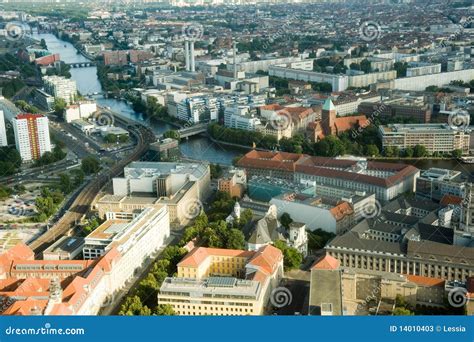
12, 114, 51, 162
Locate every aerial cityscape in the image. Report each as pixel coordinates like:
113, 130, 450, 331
0, 0, 473, 320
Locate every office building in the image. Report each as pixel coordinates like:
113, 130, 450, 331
416, 168, 465, 202
64, 101, 97, 123
43, 75, 77, 104
379, 124, 471, 155
42, 236, 85, 260
238, 151, 419, 202
224, 105, 262, 131
12, 114, 51, 162
83, 207, 170, 260
157, 245, 283, 315
309, 254, 446, 316
0, 207, 170, 315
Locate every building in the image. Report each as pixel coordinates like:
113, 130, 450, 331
309, 254, 446, 316
270, 193, 354, 234
246, 205, 308, 257
247, 176, 315, 202
325, 229, 473, 282
457, 183, 474, 246
416, 168, 465, 202
149, 138, 180, 161
318, 99, 369, 139
406, 62, 442, 77
112, 161, 210, 199
43, 76, 77, 104
42, 236, 84, 260
64, 101, 97, 123
217, 168, 246, 199
379, 124, 471, 155
177, 96, 218, 123
0, 207, 170, 315
358, 100, 431, 123
12, 114, 51, 162
33, 89, 55, 111
238, 151, 419, 202
224, 105, 262, 131
157, 245, 283, 315
0, 110, 7, 146
96, 161, 211, 226
332, 92, 380, 117
83, 207, 170, 260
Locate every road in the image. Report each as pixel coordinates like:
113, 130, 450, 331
28, 118, 156, 254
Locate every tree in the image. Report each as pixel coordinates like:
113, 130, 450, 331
273, 240, 302, 270
226, 229, 245, 249
0, 185, 12, 200
163, 130, 180, 140
154, 304, 175, 316
404, 147, 414, 158
81, 156, 100, 174
53, 98, 67, 117
452, 149, 463, 158
118, 295, 152, 316
59, 173, 73, 194
413, 144, 427, 158
280, 213, 293, 230
210, 164, 223, 179
393, 307, 414, 316
72, 169, 85, 186
365, 144, 380, 157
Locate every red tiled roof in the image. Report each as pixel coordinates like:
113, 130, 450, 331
311, 254, 340, 270
440, 194, 463, 206
406, 274, 445, 288
330, 201, 354, 221
178, 247, 254, 268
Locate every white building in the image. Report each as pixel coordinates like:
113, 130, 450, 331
224, 105, 262, 130
177, 96, 218, 123
0, 110, 7, 146
43, 75, 77, 104
64, 101, 97, 123
12, 114, 51, 161
83, 206, 170, 260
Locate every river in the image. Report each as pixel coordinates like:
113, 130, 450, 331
30, 32, 242, 165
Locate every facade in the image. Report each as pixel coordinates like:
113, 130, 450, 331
177, 96, 218, 123
358, 101, 431, 123
12, 114, 51, 162
332, 92, 380, 117
224, 105, 262, 131
0, 110, 7, 146
64, 101, 97, 123
237, 150, 420, 202
379, 124, 471, 155
43, 236, 84, 260
83, 207, 170, 260
309, 254, 446, 316
0, 207, 170, 315
270, 193, 354, 234
43, 76, 77, 104
157, 245, 284, 315
406, 62, 442, 77
416, 168, 465, 202
217, 168, 246, 199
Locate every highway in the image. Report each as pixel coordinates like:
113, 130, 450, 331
29, 116, 156, 254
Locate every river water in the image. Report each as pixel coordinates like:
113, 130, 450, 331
30, 32, 242, 165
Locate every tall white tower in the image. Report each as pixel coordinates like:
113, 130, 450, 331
0, 110, 7, 147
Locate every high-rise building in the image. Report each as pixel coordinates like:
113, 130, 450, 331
0, 110, 7, 146
43, 75, 77, 104
12, 113, 51, 161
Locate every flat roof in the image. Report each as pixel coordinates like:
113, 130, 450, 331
43, 236, 85, 255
